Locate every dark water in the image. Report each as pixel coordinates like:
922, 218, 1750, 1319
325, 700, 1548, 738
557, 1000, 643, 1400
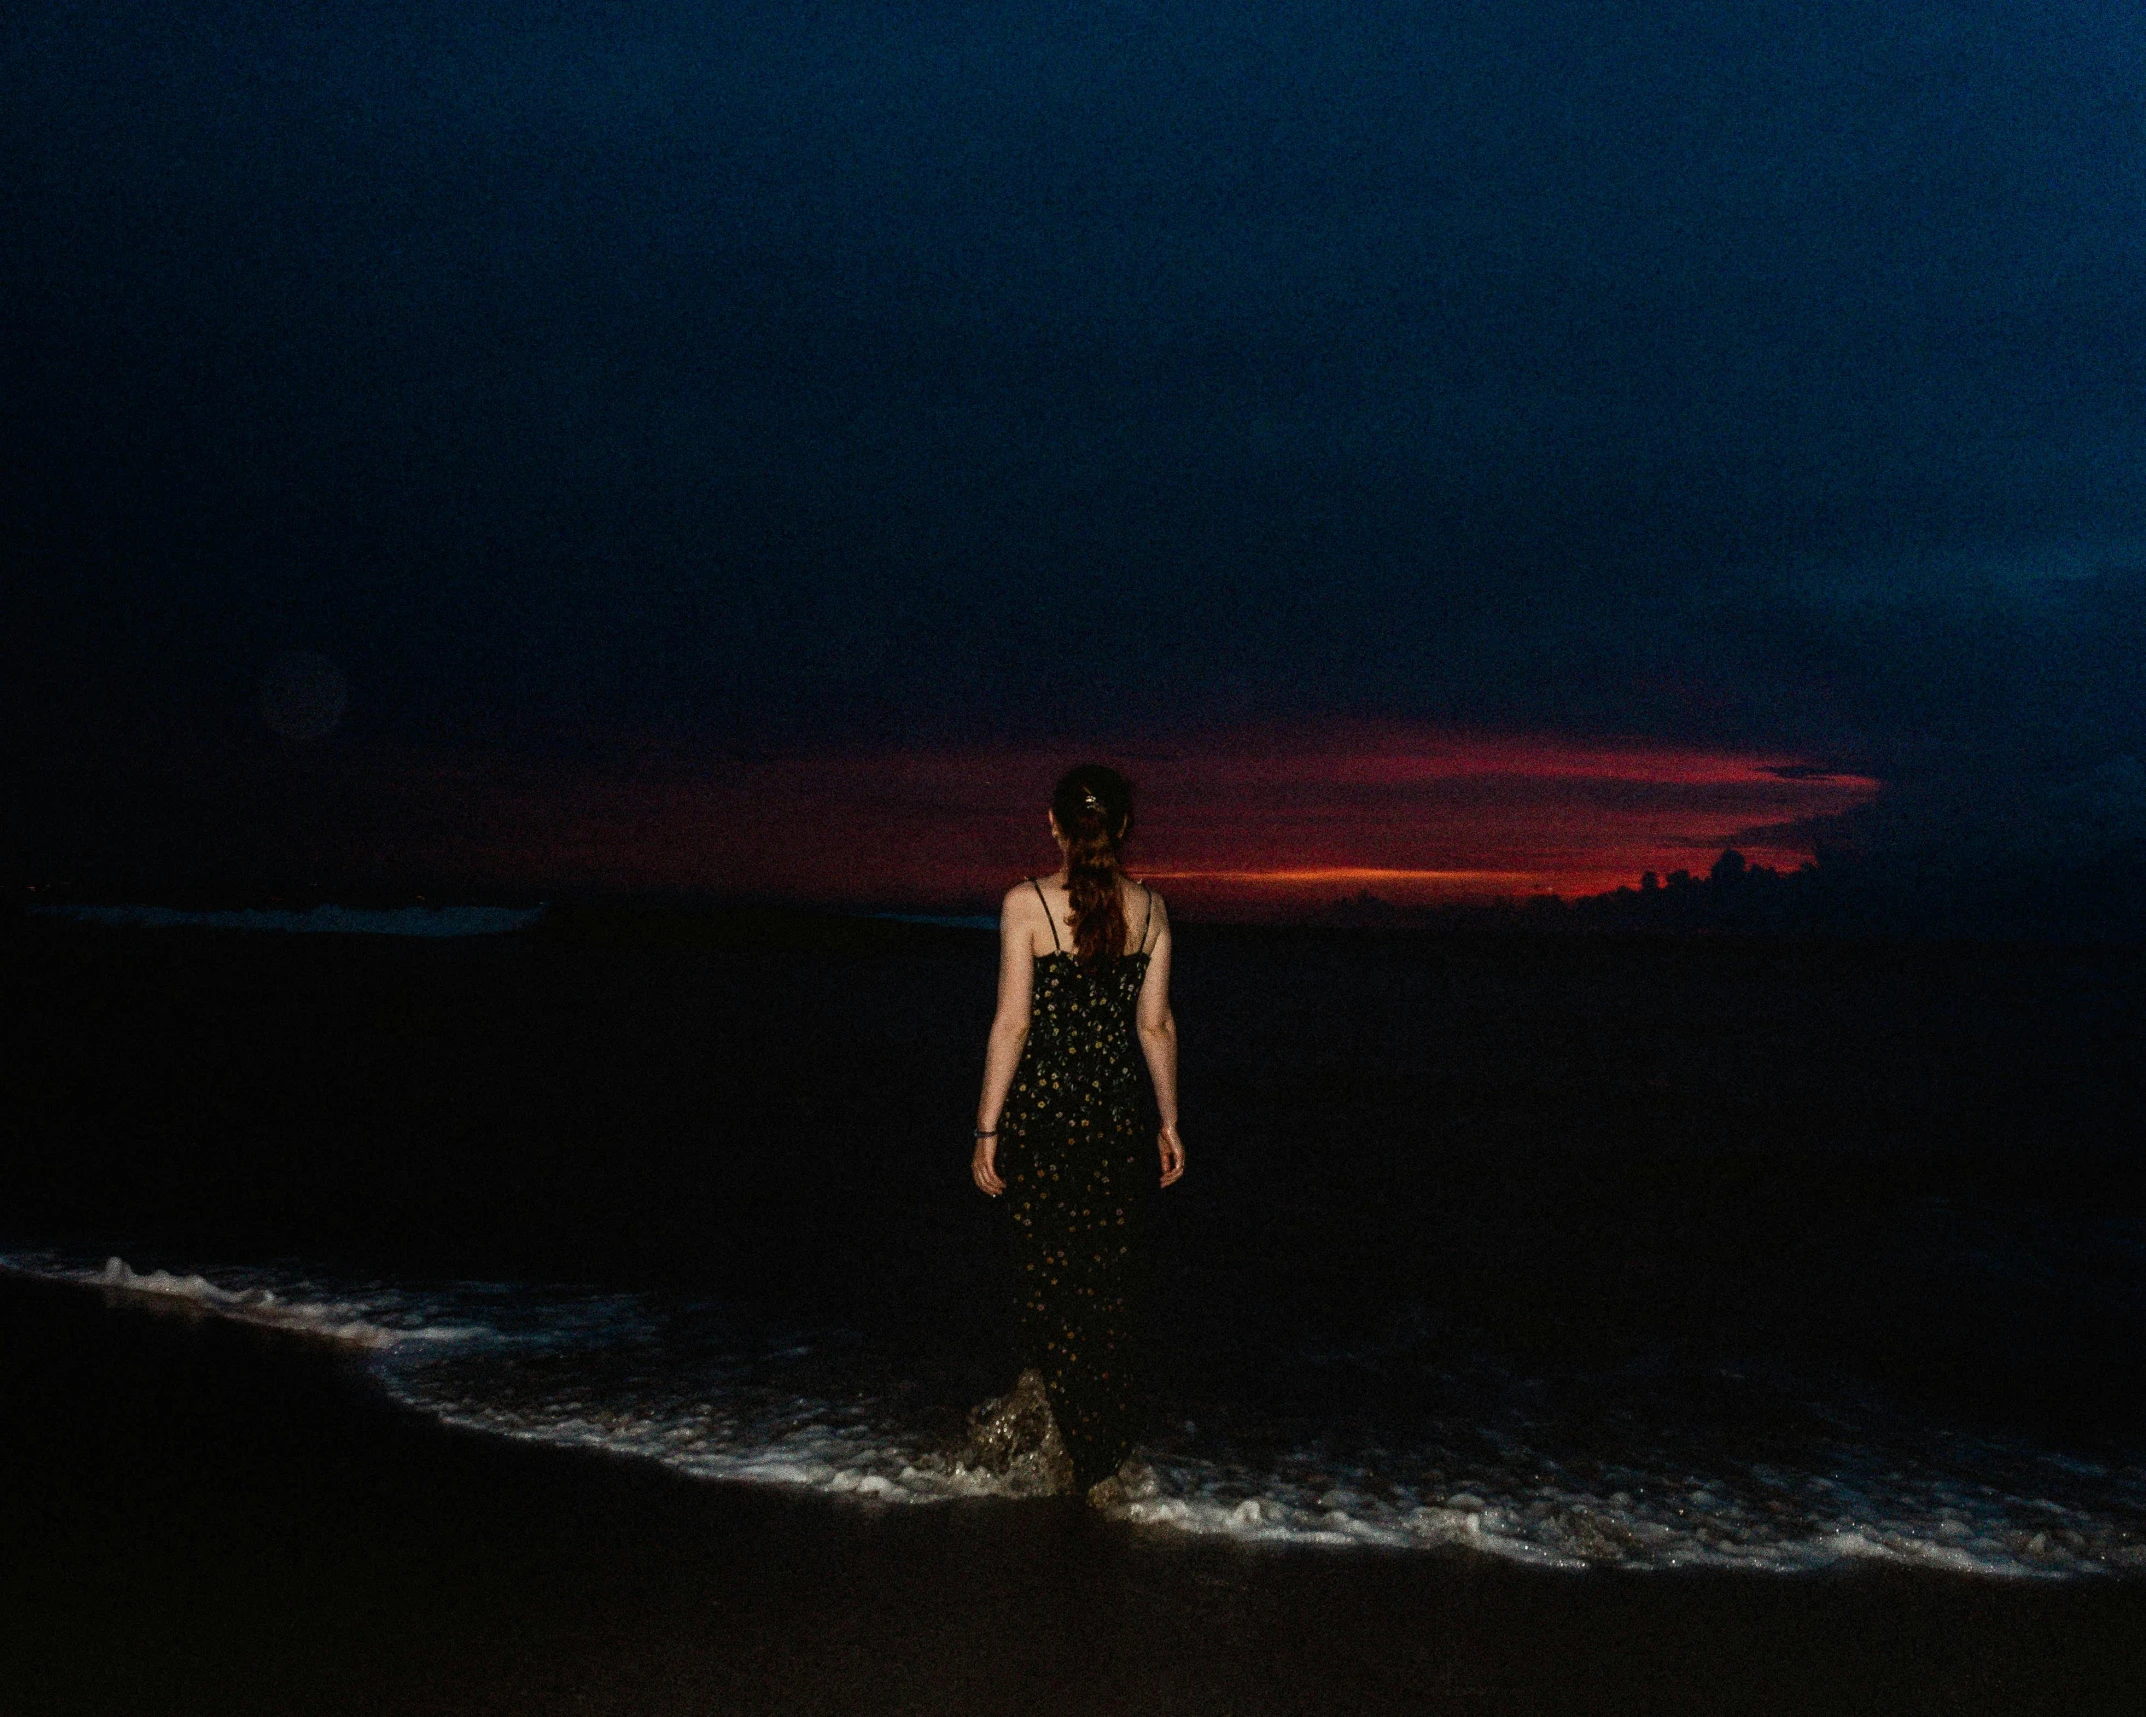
7, 911, 2144, 1572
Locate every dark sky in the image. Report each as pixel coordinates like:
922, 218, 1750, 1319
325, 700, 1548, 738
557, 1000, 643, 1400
7, 1, 2145, 896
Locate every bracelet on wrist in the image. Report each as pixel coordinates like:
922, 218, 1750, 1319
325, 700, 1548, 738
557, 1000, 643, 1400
973, 1126, 998, 1139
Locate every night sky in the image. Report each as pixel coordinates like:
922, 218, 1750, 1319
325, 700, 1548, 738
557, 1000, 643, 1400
8, 2, 2144, 909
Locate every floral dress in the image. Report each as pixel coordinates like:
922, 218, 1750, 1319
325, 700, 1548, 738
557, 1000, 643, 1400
997, 877, 1157, 1491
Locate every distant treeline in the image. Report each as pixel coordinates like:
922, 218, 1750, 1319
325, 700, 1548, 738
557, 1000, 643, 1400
1321, 843, 2146, 945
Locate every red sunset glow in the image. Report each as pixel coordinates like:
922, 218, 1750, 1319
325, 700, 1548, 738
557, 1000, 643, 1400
369, 725, 1880, 916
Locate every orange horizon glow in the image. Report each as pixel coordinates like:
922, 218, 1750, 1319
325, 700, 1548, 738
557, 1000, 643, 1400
352, 721, 1881, 918
1146, 867, 1547, 883
1142, 867, 1564, 895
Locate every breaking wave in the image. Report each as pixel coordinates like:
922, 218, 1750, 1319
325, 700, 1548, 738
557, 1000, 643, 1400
7, 1250, 2141, 1577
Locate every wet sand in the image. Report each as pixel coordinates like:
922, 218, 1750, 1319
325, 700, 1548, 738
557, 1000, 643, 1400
7, 1272, 2144, 1717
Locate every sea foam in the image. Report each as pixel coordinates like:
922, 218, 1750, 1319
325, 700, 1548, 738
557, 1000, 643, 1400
7, 1250, 2142, 1577
2, 1253, 494, 1349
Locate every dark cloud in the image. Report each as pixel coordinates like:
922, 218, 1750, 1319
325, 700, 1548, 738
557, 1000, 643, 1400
7, 1, 2144, 885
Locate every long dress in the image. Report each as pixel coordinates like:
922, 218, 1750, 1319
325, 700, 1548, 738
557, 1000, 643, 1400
997, 876, 1157, 1492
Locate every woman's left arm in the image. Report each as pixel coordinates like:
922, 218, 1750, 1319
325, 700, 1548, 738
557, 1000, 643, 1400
972, 885, 1036, 1196
1136, 898, 1184, 1188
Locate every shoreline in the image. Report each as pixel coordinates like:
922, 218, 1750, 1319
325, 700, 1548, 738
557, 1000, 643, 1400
7, 1272, 2145, 1715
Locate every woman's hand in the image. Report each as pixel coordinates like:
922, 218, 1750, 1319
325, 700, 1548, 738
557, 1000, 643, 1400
972, 1132, 1004, 1197
1157, 1124, 1186, 1188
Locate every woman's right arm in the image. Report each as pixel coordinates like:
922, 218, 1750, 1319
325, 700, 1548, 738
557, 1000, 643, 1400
971, 885, 1036, 1197
1136, 896, 1185, 1187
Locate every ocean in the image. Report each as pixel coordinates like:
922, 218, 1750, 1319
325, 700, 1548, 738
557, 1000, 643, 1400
8, 909, 2143, 1579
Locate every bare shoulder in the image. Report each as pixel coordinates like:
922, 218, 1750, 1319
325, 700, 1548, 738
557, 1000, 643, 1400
1133, 878, 1170, 939
1007, 877, 1067, 940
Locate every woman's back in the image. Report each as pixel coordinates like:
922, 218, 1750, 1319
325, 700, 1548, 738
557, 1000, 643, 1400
1016, 869, 1155, 956
1019, 874, 1155, 1074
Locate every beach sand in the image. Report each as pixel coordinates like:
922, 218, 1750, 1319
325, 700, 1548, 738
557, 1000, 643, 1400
7, 1272, 2143, 1717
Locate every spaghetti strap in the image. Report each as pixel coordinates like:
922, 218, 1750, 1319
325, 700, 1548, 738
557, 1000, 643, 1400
1029, 877, 1061, 952
1135, 881, 1154, 954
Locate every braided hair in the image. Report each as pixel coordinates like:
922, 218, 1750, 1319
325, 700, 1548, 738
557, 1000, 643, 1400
1050, 764, 1135, 968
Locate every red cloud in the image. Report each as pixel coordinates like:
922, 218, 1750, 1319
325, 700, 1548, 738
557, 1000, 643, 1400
365, 723, 1879, 914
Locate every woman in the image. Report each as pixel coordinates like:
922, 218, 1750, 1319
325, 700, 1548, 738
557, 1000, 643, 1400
970, 763, 1185, 1501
